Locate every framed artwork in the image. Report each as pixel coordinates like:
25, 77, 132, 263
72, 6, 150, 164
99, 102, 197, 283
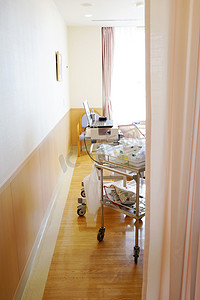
56, 51, 62, 81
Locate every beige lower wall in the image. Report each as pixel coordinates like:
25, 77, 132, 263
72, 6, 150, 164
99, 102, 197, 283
70, 107, 102, 146
0, 111, 71, 300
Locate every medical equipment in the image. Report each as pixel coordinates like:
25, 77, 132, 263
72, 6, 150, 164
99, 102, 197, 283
77, 123, 146, 263
83, 100, 113, 128
84, 126, 119, 141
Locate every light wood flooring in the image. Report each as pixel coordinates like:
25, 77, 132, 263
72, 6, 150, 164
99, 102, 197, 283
43, 154, 145, 300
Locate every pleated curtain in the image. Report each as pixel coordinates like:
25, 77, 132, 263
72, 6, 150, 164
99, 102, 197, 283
102, 27, 114, 120
143, 0, 200, 299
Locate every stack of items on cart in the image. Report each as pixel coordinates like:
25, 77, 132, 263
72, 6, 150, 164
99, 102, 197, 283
95, 123, 146, 168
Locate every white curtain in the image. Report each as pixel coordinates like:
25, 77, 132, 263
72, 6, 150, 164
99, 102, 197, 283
143, 0, 200, 299
102, 27, 114, 120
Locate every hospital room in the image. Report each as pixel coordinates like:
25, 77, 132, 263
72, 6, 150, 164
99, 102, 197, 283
0, 0, 200, 300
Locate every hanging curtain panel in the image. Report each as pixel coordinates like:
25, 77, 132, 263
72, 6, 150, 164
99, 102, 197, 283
102, 27, 114, 120
143, 0, 200, 299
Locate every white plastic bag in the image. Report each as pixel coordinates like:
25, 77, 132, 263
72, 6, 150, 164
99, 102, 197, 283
83, 165, 101, 220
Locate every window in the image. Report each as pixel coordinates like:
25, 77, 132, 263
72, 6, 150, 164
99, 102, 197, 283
111, 27, 146, 124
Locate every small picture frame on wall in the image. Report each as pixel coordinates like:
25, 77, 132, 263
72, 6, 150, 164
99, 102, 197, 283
56, 51, 62, 81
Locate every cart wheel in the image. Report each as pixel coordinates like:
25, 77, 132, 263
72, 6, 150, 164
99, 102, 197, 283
77, 207, 86, 216
81, 188, 86, 198
97, 227, 105, 242
133, 246, 140, 264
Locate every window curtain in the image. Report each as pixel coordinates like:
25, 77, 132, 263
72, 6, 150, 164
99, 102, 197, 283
143, 0, 200, 299
102, 27, 114, 120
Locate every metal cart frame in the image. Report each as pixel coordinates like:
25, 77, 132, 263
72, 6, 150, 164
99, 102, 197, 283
94, 158, 145, 263
77, 139, 145, 263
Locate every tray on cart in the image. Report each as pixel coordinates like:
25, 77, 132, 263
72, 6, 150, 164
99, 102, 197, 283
102, 181, 145, 219
102, 196, 145, 218
90, 141, 145, 170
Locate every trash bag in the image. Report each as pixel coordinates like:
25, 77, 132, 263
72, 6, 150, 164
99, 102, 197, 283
83, 165, 101, 220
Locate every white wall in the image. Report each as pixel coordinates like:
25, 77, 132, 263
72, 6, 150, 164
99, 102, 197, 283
0, 0, 70, 187
68, 26, 102, 109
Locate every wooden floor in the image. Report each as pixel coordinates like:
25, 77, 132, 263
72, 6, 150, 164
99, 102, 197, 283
43, 154, 145, 300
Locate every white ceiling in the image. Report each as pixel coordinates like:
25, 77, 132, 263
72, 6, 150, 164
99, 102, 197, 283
53, 0, 144, 27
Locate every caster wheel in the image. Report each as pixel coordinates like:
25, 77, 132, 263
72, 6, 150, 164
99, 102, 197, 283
133, 246, 140, 264
77, 207, 86, 216
81, 188, 86, 198
97, 227, 105, 242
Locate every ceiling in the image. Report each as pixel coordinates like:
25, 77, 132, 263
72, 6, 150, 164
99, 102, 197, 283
53, 0, 144, 27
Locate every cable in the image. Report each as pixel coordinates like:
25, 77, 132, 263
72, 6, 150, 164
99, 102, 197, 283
83, 132, 103, 165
